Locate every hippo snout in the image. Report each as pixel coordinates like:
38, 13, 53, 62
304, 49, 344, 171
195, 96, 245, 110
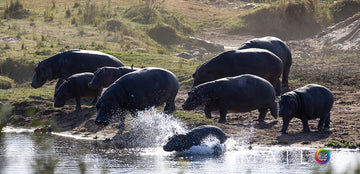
163, 145, 172, 152
182, 104, 193, 110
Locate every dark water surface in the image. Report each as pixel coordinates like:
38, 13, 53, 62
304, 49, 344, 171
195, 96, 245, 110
1, 131, 359, 174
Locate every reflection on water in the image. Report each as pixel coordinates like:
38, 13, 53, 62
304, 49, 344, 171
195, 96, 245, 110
0, 132, 360, 173
1, 109, 359, 173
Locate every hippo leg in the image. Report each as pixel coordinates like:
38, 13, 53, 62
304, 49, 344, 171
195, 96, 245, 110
75, 97, 81, 110
164, 97, 176, 113
280, 117, 291, 133
324, 113, 331, 130
257, 108, 267, 122
281, 64, 290, 92
269, 102, 278, 119
91, 97, 98, 105
317, 118, 325, 131
218, 108, 227, 124
301, 119, 310, 132
204, 106, 212, 119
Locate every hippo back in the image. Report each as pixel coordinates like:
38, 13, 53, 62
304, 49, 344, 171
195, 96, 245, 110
102, 67, 179, 110
59, 50, 124, 75
238, 36, 291, 62
193, 49, 282, 86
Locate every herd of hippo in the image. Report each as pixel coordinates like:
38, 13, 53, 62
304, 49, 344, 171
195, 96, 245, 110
31, 36, 334, 151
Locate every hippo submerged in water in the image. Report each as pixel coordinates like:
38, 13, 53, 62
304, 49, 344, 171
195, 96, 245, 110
31, 49, 124, 89
54, 72, 102, 110
88, 66, 141, 89
95, 67, 179, 130
163, 125, 227, 152
279, 84, 334, 133
192, 48, 283, 95
238, 36, 292, 90
183, 74, 278, 123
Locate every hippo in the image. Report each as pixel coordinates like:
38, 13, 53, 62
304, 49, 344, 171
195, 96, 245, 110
163, 125, 227, 152
54, 72, 102, 110
192, 48, 283, 95
31, 49, 124, 89
88, 65, 141, 89
94, 67, 179, 130
279, 84, 334, 133
238, 36, 292, 90
183, 74, 278, 123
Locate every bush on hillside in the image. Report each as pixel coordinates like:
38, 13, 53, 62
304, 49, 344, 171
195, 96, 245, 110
3, 0, 30, 19
148, 23, 181, 45
330, 0, 360, 23
123, 5, 160, 24
233, 1, 321, 40
0, 76, 14, 89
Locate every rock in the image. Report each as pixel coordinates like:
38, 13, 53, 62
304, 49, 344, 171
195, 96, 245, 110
188, 37, 224, 53
174, 52, 193, 59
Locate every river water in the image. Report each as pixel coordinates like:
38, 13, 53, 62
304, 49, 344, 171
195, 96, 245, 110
1, 110, 359, 174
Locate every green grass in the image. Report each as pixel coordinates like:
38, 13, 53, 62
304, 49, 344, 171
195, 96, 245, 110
173, 111, 213, 126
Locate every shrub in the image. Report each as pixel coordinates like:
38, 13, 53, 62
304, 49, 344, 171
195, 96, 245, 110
3, 0, 30, 19
330, 0, 360, 23
234, 1, 321, 40
0, 76, 14, 89
123, 5, 160, 24
148, 23, 181, 45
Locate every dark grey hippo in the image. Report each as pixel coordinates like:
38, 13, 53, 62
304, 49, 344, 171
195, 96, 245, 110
163, 125, 227, 152
88, 65, 141, 89
95, 67, 179, 130
192, 49, 283, 95
238, 36, 292, 90
54, 72, 103, 110
31, 49, 124, 89
183, 74, 278, 123
279, 84, 334, 133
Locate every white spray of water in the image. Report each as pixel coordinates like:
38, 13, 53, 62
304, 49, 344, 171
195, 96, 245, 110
120, 108, 187, 148
112, 108, 249, 155
182, 135, 226, 155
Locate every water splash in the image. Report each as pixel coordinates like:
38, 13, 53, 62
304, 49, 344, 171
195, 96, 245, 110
182, 135, 226, 155
112, 108, 186, 148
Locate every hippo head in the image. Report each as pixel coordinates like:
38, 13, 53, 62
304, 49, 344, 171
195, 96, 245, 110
53, 81, 70, 107
31, 62, 52, 88
163, 134, 187, 152
182, 87, 205, 110
88, 68, 106, 89
95, 97, 118, 125
279, 92, 298, 117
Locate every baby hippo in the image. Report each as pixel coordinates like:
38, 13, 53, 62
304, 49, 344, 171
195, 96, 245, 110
279, 84, 334, 133
163, 125, 227, 152
54, 72, 102, 110
88, 65, 140, 89
182, 74, 278, 123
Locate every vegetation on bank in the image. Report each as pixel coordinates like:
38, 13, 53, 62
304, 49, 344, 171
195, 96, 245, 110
225, 0, 360, 40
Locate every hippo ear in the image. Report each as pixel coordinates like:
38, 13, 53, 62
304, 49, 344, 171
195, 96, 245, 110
131, 64, 134, 70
